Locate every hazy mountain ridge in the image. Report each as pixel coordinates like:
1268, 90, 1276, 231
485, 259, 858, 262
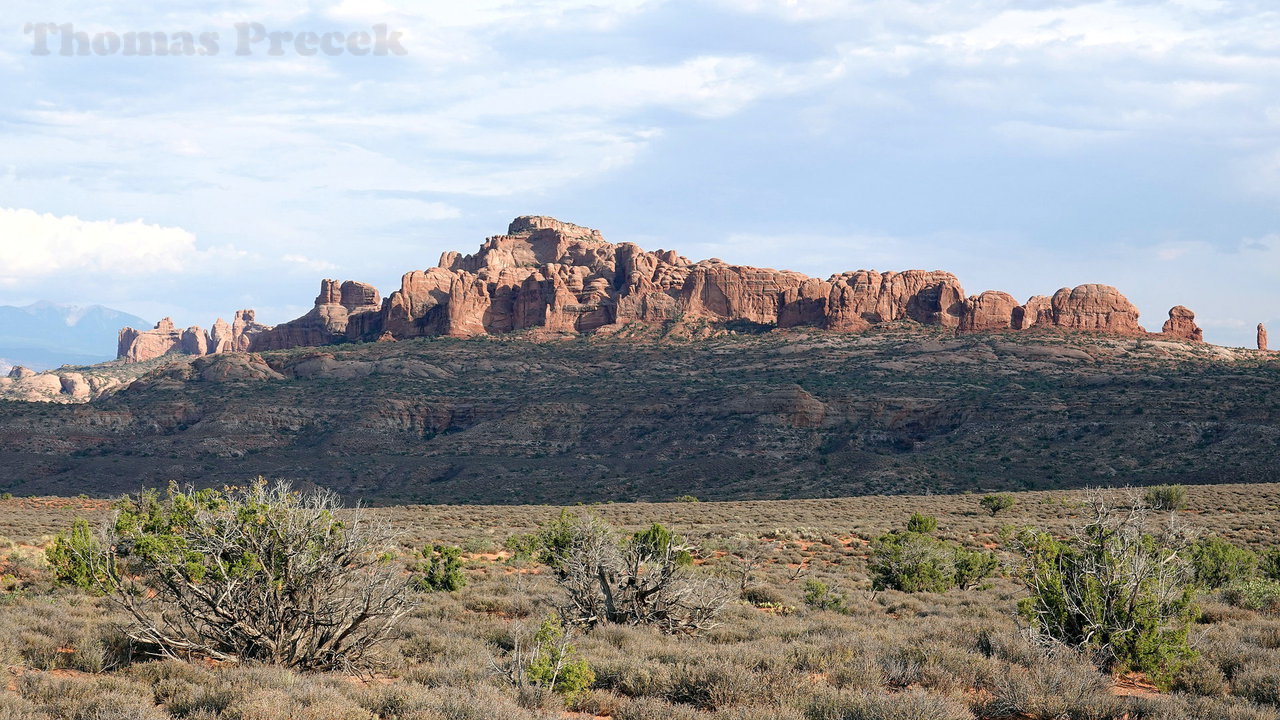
0, 302, 148, 370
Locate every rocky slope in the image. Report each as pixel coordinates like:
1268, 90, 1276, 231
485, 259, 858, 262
118, 216, 1237, 363
3, 327, 1278, 503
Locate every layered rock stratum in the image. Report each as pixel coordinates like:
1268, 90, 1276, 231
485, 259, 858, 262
117, 216, 1232, 362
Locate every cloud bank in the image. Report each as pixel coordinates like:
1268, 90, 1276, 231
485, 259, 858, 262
0, 0, 1276, 346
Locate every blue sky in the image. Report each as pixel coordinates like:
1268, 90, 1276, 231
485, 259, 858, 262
1, 0, 1278, 347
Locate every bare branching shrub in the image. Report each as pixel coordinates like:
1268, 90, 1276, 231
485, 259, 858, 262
1012, 489, 1198, 684
48, 480, 417, 670
553, 515, 729, 634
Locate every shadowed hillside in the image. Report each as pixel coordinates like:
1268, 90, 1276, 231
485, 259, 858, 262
0, 323, 1276, 503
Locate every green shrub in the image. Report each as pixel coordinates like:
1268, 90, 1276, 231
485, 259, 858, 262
45, 518, 113, 593
674, 495, 700, 503
1223, 579, 1280, 613
504, 532, 541, 561
1011, 492, 1198, 685
534, 509, 577, 573
870, 532, 952, 593
980, 493, 1016, 516
1145, 484, 1187, 511
629, 524, 693, 568
505, 616, 595, 705
415, 544, 466, 593
953, 546, 1000, 590
1260, 548, 1280, 581
1191, 537, 1258, 589
803, 580, 846, 613
905, 513, 937, 534
869, 521, 996, 593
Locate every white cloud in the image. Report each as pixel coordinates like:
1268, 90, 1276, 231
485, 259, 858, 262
928, 3, 1194, 53
0, 208, 218, 284
2, 0, 1279, 344
280, 254, 337, 272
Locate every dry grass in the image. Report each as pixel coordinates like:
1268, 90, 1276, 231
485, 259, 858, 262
0, 483, 1278, 719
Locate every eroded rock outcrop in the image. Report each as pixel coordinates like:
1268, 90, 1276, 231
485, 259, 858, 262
211, 310, 270, 354
367, 218, 978, 340
0, 366, 126, 403
119, 308, 276, 363
121, 215, 1221, 360
249, 280, 381, 352
117, 318, 212, 363
1161, 306, 1203, 343
959, 291, 1019, 332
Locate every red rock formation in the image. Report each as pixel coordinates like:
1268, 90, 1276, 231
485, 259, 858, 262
1161, 306, 1203, 343
1049, 285, 1142, 334
1012, 296, 1052, 330
232, 310, 270, 351
250, 280, 381, 351
1009, 287, 1143, 335
119, 309, 275, 363
210, 318, 234, 354
181, 326, 211, 356
817, 270, 966, 331
117, 318, 185, 362
1260, 323, 1269, 351
121, 216, 1221, 359
959, 291, 1019, 332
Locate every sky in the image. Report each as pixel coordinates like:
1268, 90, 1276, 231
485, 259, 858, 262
1, 0, 1278, 347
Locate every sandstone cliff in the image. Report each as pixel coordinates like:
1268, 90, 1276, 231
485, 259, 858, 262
1260, 323, 1269, 351
119, 310, 271, 363
249, 280, 380, 352
118, 216, 1223, 362
117, 318, 213, 363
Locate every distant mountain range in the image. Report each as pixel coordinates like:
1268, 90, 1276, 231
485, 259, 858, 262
0, 302, 149, 371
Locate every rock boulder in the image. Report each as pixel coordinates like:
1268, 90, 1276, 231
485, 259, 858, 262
1161, 306, 1203, 342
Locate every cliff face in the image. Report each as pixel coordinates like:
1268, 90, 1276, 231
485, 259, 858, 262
117, 216, 1223, 362
116, 318, 210, 363
119, 312, 270, 363
249, 280, 381, 352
